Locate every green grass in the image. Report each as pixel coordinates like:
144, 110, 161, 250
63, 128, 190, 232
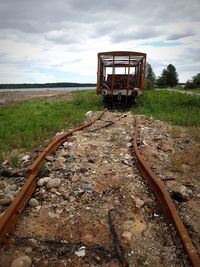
0, 90, 103, 162
134, 90, 200, 126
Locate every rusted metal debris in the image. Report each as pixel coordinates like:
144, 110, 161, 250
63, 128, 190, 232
133, 117, 200, 267
0, 111, 105, 245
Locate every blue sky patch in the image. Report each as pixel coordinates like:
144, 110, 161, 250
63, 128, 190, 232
143, 41, 182, 47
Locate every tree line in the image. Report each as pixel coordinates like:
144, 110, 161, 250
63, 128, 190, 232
145, 63, 200, 90
0, 82, 96, 89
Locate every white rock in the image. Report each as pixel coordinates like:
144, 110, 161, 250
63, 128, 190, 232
29, 239, 38, 248
45, 155, 54, 162
125, 154, 131, 160
63, 141, 69, 148
46, 178, 61, 189
127, 142, 132, 148
142, 140, 149, 147
22, 155, 30, 162
37, 177, 51, 187
56, 131, 64, 137
85, 111, 93, 117
131, 196, 144, 208
75, 246, 86, 257
56, 156, 66, 164
48, 212, 60, 219
7, 184, 18, 191
10, 255, 32, 267
2, 160, 9, 166
29, 198, 39, 207
122, 231, 133, 241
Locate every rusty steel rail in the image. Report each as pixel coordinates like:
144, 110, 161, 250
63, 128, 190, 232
133, 118, 200, 267
0, 111, 105, 245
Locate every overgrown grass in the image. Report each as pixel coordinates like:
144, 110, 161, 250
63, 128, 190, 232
0, 90, 103, 162
134, 90, 200, 126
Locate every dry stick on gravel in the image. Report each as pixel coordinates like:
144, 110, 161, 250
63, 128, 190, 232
89, 121, 114, 132
108, 209, 128, 267
15, 237, 113, 260
0, 168, 27, 177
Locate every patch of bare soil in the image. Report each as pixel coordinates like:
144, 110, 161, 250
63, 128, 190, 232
0, 91, 73, 106
1, 111, 198, 267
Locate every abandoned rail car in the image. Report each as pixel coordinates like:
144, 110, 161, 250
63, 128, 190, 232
96, 51, 146, 107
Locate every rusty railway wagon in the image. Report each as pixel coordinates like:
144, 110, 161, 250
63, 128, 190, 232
96, 51, 147, 108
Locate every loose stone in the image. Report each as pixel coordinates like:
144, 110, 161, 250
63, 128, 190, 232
10, 255, 32, 267
0, 196, 12, 206
37, 177, 51, 187
22, 155, 30, 162
45, 155, 54, 162
46, 178, 61, 189
122, 231, 133, 241
29, 198, 39, 207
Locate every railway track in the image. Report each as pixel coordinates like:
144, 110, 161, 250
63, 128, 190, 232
0, 110, 199, 267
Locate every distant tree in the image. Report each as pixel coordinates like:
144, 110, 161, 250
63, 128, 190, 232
166, 64, 179, 87
184, 80, 194, 89
144, 63, 156, 90
192, 73, 200, 88
185, 73, 200, 89
156, 68, 168, 88
157, 64, 179, 88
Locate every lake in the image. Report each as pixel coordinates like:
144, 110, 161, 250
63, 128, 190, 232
0, 87, 96, 93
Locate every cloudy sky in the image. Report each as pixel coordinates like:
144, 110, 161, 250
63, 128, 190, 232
0, 0, 199, 84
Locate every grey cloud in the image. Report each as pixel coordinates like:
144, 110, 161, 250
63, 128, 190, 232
110, 27, 161, 43
166, 32, 194, 41
0, 0, 199, 36
0, 0, 199, 83
178, 64, 200, 73
175, 48, 200, 65
45, 30, 81, 45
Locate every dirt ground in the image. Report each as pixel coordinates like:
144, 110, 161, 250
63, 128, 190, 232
0, 91, 73, 105
0, 93, 199, 266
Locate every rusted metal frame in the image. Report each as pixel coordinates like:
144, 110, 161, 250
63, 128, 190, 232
141, 56, 146, 92
127, 55, 131, 97
96, 54, 101, 93
0, 111, 105, 245
136, 63, 140, 88
138, 60, 143, 90
111, 55, 115, 96
133, 118, 200, 267
98, 51, 146, 57
103, 65, 106, 83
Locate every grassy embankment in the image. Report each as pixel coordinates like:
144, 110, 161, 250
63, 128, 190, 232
134, 90, 200, 126
0, 91, 103, 165
134, 90, 200, 173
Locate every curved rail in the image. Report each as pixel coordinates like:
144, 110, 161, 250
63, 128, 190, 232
133, 118, 200, 267
0, 111, 105, 245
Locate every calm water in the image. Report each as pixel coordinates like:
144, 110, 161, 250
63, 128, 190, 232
0, 87, 95, 93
